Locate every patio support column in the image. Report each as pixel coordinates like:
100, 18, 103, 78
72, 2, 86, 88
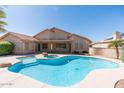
66, 43, 70, 53
50, 43, 53, 53
66, 43, 69, 51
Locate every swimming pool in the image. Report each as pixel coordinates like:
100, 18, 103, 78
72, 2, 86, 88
8, 56, 119, 87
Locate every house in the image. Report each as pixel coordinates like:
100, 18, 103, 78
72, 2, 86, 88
0, 27, 92, 54
89, 32, 124, 58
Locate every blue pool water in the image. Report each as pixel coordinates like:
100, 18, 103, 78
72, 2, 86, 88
8, 56, 119, 87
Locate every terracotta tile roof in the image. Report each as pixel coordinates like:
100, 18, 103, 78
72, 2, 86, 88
50, 27, 71, 34
34, 27, 92, 43
33, 27, 71, 38
0, 32, 38, 42
105, 33, 124, 41
50, 28, 92, 42
0, 27, 92, 43
72, 34, 92, 43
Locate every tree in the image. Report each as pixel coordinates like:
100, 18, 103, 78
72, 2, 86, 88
0, 6, 7, 32
108, 40, 124, 59
0, 41, 14, 55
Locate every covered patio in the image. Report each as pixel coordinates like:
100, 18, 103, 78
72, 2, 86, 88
36, 40, 72, 53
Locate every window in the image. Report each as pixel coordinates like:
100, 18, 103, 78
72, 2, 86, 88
75, 41, 78, 49
75, 41, 83, 50
56, 43, 66, 49
25, 42, 29, 50
42, 43, 48, 49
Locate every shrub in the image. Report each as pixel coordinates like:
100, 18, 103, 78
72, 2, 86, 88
73, 51, 80, 54
82, 51, 89, 54
0, 41, 14, 56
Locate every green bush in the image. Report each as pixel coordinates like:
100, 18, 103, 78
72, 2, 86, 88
82, 51, 89, 54
0, 41, 14, 56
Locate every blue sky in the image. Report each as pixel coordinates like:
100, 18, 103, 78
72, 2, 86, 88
3, 5, 124, 41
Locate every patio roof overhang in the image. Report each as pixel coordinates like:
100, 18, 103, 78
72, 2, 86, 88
37, 40, 72, 43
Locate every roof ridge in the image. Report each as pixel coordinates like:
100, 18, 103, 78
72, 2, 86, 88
9, 32, 33, 37
6, 32, 38, 42
72, 33, 92, 42
50, 27, 71, 34
33, 28, 50, 37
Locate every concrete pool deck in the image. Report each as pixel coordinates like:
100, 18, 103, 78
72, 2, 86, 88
0, 54, 124, 88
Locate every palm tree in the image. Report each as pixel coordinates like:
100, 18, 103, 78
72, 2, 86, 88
0, 6, 7, 32
108, 40, 124, 59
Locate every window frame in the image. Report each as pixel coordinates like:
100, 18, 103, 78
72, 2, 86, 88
56, 43, 67, 49
42, 43, 48, 49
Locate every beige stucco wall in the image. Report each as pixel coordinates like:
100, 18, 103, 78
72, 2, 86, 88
92, 43, 109, 48
90, 42, 124, 59
70, 35, 91, 53
22, 42, 36, 54
89, 47, 123, 59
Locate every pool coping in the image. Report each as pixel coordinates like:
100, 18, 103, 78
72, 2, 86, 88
0, 54, 124, 88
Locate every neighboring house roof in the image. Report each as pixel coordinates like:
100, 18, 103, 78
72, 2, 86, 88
50, 27, 72, 34
0, 32, 38, 42
105, 37, 113, 41
91, 41, 111, 45
105, 33, 124, 41
34, 27, 92, 43
91, 32, 124, 45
